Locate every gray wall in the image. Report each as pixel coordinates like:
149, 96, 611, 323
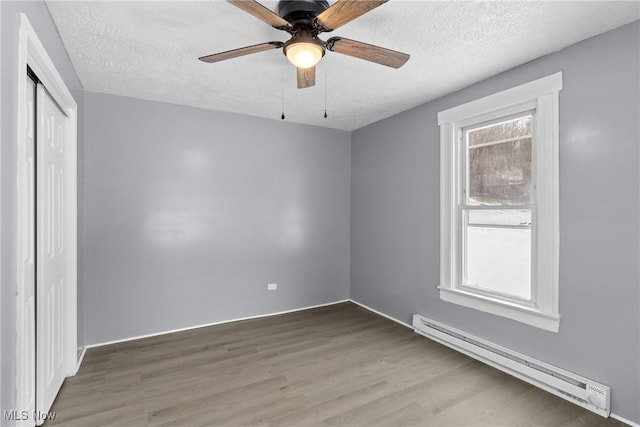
351, 21, 640, 423
83, 92, 351, 345
0, 0, 85, 419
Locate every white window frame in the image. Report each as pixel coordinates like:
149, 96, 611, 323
438, 73, 562, 332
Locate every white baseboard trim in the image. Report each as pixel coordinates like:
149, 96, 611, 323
75, 346, 87, 373
611, 413, 639, 427
349, 298, 412, 329
85, 299, 350, 350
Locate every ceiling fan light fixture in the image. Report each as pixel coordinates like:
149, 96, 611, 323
202, 0, 410, 89
284, 41, 324, 68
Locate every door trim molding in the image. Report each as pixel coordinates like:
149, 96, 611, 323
16, 13, 78, 422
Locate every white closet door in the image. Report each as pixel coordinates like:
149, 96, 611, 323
16, 74, 37, 427
36, 84, 68, 422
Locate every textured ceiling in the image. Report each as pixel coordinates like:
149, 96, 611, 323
46, 1, 639, 131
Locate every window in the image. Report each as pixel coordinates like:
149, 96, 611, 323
438, 73, 562, 332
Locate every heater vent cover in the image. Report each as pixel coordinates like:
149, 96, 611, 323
413, 314, 610, 418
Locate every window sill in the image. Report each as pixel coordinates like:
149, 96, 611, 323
439, 287, 560, 332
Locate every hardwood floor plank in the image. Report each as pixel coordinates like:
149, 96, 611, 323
47, 302, 622, 426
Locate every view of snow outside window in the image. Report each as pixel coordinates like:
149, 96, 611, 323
462, 115, 533, 300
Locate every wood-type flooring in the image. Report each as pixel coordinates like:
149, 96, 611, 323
47, 302, 624, 426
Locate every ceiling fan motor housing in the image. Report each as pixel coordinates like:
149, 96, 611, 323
277, 0, 330, 23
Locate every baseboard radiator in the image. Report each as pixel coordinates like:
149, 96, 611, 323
412, 315, 610, 417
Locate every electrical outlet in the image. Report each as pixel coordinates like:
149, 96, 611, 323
267, 283, 278, 291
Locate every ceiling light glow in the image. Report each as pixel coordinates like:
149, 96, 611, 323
285, 42, 324, 68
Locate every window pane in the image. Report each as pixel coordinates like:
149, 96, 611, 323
468, 209, 531, 226
464, 226, 531, 300
468, 116, 532, 147
467, 115, 532, 206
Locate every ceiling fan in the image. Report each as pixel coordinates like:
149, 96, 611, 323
199, 0, 410, 89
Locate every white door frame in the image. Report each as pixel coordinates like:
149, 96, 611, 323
16, 13, 78, 422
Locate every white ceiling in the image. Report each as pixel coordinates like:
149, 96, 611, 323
46, 1, 639, 131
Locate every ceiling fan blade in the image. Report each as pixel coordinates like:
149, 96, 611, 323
199, 42, 284, 64
315, 0, 388, 32
297, 66, 316, 89
227, 0, 292, 30
326, 37, 409, 68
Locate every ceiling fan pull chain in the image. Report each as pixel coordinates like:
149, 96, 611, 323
281, 56, 286, 120
324, 63, 328, 119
